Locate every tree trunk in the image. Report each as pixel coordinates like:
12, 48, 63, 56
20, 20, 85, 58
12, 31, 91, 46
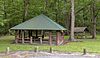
23, 0, 29, 22
3, 0, 7, 19
55, 0, 59, 23
63, 0, 70, 35
91, 0, 96, 39
44, 0, 48, 14
69, 0, 76, 41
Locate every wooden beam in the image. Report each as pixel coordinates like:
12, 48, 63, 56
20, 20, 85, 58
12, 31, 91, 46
49, 31, 52, 45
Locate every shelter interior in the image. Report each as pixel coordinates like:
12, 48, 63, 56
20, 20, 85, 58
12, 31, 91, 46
15, 30, 65, 45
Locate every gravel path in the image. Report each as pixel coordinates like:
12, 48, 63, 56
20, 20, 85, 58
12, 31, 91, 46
0, 51, 100, 58
30, 55, 100, 58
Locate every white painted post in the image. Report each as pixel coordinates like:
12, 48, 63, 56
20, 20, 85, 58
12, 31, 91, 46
6, 47, 10, 54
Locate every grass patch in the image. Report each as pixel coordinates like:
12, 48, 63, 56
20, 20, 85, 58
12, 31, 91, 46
0, 35, 100, 54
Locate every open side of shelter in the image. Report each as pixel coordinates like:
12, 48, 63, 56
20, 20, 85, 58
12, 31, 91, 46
11, 14, 66, 45
14, 30, 65, 45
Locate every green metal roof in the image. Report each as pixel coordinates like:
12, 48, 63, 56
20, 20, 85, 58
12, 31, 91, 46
11, 14, 66, 30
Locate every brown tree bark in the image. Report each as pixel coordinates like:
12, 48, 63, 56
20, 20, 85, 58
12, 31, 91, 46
69, 0, 76, 41
3, 0, 7, 19
23, 0, 29, 22
44, 0, 48, 14
91, 0, 96, 39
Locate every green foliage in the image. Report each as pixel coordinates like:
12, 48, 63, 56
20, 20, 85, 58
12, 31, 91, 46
0, 0, 100, 35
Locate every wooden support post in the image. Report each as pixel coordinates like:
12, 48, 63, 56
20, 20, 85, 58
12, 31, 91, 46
33, 36, 35, 42
22, 30, 24, 44
83, 31, 86, 39
40, 38, 42, 44
28, 30, 31, 38
24, 30, 25, 38
36, 30, 38, 38
30, 30, 32, 36
40, 30, 44, 44
19, 30, 21, 38
15, 30, 18, 43
56, 31, 60, 45
49, 31, 52, 45
30, 36, 33, 44
15, 37, 18, 43
22, 38, 24, 44
62, 32, 64, 44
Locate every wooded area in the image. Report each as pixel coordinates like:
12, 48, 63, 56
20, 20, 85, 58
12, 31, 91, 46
0, 0, 100, 56
0, 0, 100, 39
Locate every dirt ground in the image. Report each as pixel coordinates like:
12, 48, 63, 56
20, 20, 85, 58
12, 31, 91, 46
0, 51, 100, 58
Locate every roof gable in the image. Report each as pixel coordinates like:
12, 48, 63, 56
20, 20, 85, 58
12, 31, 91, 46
74, 27, 87, 32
